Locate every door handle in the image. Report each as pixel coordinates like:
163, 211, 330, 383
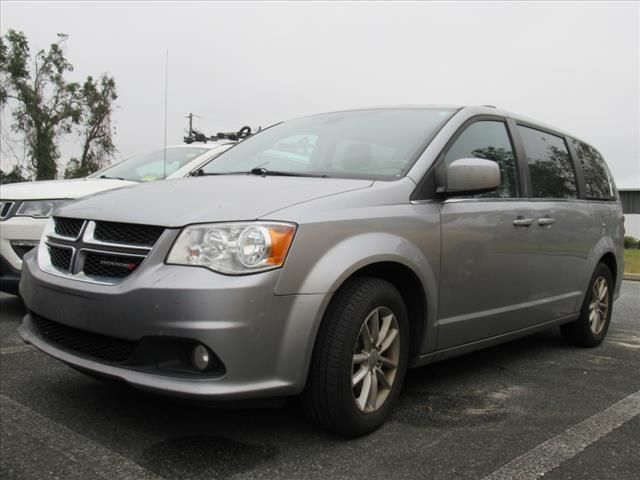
538, 217, 556, 226
513, 217, 534, 227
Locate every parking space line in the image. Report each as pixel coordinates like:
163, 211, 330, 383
482, 390, 640, 480
0, 394, 164, 480
0, 345, 33, 355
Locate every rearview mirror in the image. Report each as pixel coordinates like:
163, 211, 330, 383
444, 158, 500, 195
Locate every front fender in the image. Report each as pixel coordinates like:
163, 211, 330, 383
275, 228, 440, 357
276, 231, 437, 296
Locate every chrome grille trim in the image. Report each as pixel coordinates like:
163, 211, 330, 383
38, 218, 165, 285
45, 243, 76, 273
83, 221, 153, 252
52, 217, 86, 240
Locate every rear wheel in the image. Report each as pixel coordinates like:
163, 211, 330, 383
302, 276, 409, 437
560, 263, 613, 347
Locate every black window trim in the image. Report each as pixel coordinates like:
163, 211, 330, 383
411, 114, 523, 201
512, 120, 583, 201
566, 136, 618, 202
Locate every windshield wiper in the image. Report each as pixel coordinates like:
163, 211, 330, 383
191, 169, 246, 176
98, 175, 127, 180
249, 167, 329, 178
192, 168, 329, 178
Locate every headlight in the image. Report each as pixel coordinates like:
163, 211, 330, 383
166, 222, 296, 274
15, 200, 71, 218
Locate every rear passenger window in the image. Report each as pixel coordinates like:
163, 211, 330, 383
444, 121, 518, 198
572, 140, 614, 200
518, 126, 577, 199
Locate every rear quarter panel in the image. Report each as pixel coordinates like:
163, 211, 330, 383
584, 201, 625, 301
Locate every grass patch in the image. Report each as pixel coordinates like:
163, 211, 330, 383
624, 249, 640, 274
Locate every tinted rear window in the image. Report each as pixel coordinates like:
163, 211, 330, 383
518, 126, 577, 199
572, 140, 614, 200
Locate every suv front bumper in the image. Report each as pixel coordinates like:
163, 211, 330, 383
18, 251, 327, 400
0, 216, 46, 294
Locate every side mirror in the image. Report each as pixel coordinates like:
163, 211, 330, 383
444, 158, 500, 195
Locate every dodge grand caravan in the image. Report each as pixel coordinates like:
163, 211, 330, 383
18, 106, 624, 436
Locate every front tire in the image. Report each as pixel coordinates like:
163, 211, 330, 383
302, 276, 409, 437
560, 263, 613, 347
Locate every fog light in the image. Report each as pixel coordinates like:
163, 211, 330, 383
191, 344, 210, 371
11, 240, 39, 260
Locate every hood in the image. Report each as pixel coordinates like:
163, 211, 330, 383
56, 175, 373, 227
0, 178, 136, 201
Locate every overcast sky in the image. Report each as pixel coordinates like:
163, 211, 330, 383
1, 1, 638, 182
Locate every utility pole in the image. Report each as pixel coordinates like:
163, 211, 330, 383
163, 51, 169, 179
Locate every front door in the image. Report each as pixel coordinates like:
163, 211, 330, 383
436, 119, 536, 349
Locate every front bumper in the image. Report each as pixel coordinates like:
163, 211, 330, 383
0, 216, 47, 270
19, 251, 327, 400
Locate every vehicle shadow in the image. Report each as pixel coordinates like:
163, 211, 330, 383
0, 293, 26, 321
0, 293, 27, 347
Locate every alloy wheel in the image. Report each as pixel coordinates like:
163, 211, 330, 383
351, 306, 400, 413
589, 276, 609, 335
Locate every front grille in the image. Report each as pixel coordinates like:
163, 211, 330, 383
54, 217, 84, 238
48, 246, 72, 271
94, 221, 164, 247
42, 219, 164, 284
83, 253, 144, 279
32, 314, 137, 363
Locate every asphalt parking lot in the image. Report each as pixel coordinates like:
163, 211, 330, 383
1, 282, 638, 480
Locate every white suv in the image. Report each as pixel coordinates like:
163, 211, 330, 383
0, 142, 233, 294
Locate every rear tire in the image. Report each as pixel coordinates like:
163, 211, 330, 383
302, 276, 409, 437
560, 263, 613, 347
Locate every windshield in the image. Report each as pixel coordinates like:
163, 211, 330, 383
201, 108, 456, 179
94, 146, 210, 182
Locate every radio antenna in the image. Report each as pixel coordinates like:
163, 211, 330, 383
163, 50, 169, 178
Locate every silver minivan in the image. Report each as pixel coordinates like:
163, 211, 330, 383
18, 106, 624, 436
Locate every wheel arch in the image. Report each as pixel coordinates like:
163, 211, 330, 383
350, 262, 428, 360
277, 232, 440, 389
579, 235, 622, 308
598, 251, 618, 285
298, 255, 437, 387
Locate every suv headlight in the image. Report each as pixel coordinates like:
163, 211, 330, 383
166, 222, 296, 275
16, 200, 71, 218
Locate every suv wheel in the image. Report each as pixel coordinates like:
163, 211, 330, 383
560, 263, 613, 347
302, 276, 409, 437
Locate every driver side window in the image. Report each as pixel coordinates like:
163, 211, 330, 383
444, 121, 518, 198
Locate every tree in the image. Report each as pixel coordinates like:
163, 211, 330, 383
0, 165, 29, 184
528, 146, 576, 198
470, 146, 517, 198
64, 74, 117, 178
0, 36, 8, 104
0, 30, 82, 180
